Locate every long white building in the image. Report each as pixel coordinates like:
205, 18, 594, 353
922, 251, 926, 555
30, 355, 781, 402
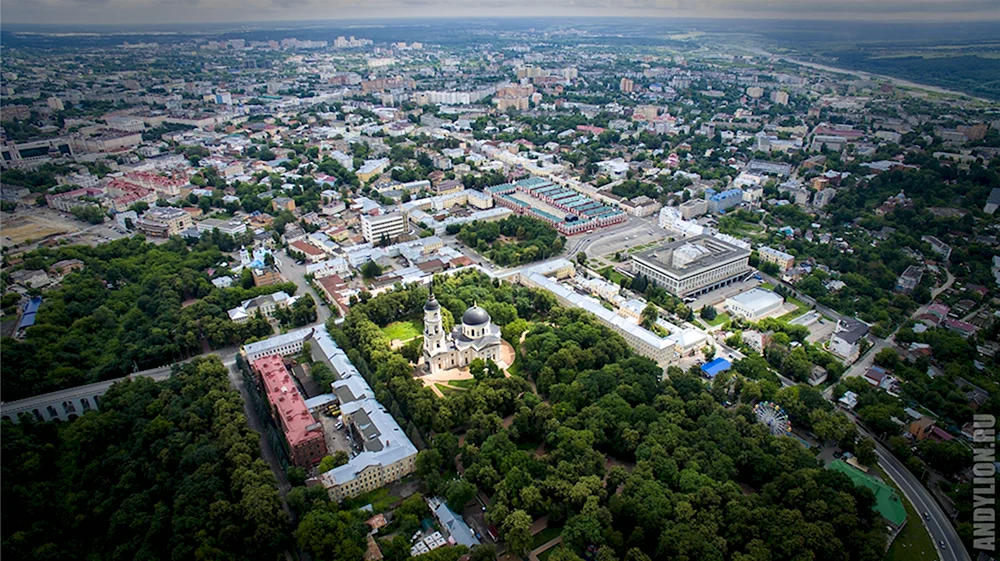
725, 288, 784, 321
511, 260, 710, 367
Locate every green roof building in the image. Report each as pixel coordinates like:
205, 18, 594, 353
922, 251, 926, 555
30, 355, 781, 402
828, 459, 907, 527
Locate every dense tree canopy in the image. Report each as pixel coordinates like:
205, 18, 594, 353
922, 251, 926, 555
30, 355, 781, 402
453, 215, 566, 266
1, 236, 292, 400
1, 357, 288, 561
329, 271, 888, 561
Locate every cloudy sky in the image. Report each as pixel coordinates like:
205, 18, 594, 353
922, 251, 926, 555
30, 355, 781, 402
3, 0, 999, 25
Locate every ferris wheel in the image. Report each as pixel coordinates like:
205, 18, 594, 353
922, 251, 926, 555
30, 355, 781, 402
754, 401, 792, 437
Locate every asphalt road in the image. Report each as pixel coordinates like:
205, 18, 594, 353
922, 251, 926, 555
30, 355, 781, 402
274, 252, 333, 325
858, 425, 971, 561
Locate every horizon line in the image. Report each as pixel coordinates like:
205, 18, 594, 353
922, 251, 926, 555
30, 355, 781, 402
4, 13, 1000, 29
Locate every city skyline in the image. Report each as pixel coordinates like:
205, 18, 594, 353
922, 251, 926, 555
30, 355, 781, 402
3, 0, 1000, 25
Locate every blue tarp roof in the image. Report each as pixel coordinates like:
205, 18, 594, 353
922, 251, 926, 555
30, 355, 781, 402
17, 297, 42, 331
701, 358, 731, 378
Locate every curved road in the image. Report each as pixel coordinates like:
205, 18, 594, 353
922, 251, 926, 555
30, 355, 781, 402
858, 425, 971, 561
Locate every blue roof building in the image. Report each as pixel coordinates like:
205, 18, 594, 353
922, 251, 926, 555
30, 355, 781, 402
428, 496, 480, 547
700, 357, 731, 379
16, 297, 41, 333
708, 189, 744, 213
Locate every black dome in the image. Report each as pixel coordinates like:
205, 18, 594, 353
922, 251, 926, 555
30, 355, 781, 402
462, 306, 490, 326
424, 295, 440, 311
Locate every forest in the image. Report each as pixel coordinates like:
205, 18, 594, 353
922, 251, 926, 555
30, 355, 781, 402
1, 357, 288, 561
1, 236, 292, 401
326, 272, 889, 561
451, 215, 565, 267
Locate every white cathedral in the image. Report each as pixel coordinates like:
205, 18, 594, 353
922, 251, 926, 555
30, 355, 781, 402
423, 293, 503, 375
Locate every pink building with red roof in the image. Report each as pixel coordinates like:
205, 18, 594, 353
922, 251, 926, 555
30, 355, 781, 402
253, 354, 327, 468
118, 171, 187, 197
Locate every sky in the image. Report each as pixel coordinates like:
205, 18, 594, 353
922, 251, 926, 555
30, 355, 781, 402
2, 0, 999, 26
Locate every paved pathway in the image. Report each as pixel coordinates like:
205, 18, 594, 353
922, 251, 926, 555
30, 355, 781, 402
527, 537, 563, 561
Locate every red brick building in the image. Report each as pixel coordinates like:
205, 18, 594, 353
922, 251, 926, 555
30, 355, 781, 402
253, 355, 327, 467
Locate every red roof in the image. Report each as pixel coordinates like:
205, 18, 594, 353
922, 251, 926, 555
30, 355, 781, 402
290, 240, 325, 256
123, 171, 186, 188
315, 274, 347, 293
253, 355, 324, 447
928, 426, 954, 443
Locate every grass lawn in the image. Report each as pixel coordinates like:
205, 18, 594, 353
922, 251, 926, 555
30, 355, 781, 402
599, 266, 627, 285
780, 296, 811, 321
530, 525, 563, 549
448, 378, 478, 389
435, 383, 464, 395
382, 319, 423, 341
872, 465, 939, 561
342, 487, 400, 513
507, 352, 524, 378
706, 312, 730, 327
760, 282, 776, 291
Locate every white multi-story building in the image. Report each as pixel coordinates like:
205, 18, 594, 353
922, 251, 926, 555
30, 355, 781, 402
242, 330, 307, 361
511, 261, 710, 367
631, 235, 752, 298
829, 319, 869, 362
360, 212, 407, 243
312, 330, 418, 501
197, 218, 247, 237
658, 206, 705, 238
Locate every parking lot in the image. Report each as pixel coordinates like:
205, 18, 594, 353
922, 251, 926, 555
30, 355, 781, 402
317, 411, 355, 462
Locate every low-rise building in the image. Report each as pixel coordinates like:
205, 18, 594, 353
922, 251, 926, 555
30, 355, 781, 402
272, 197, 296, 212
921, 235, 952, 261
315, 330, 418, 501
830, 319, 869, 362
252, 266, 284, 287
357, 158, 391, 182
742, 330, 772, 354
50, 259, 84, 275
228, 291, 294, 322
289, 240, 327, 263
984, 188, 1000, 214
757, 246, 795, 272
513, 260, 697, 367
725, 288, 784, 321
10, 269, 51, 288
896, 265, 924, 292
197, 218, 247, 237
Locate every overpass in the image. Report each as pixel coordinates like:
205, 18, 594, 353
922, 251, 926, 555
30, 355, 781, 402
1, 366, 174, 423
1, 348, 243, 424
